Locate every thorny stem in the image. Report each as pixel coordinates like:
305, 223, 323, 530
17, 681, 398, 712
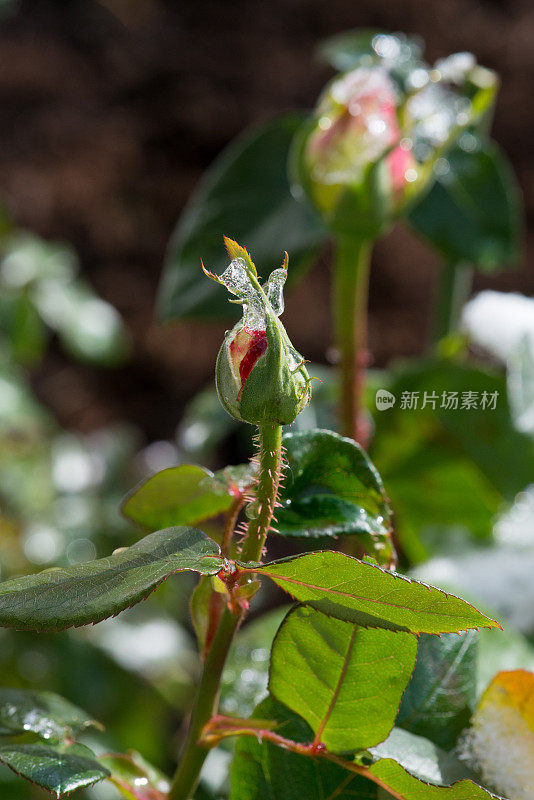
168, 424, 284, 800
239, 425, 283, 564
334, 235, 373, 446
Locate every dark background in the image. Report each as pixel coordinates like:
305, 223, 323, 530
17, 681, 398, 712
0, 0, 532, 443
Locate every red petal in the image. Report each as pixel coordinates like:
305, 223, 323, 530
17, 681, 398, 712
230, 328, 268, 399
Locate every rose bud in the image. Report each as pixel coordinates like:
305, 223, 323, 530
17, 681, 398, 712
294, 66, 413, 236
204, 238, 311, 426
293, 56, 498, 236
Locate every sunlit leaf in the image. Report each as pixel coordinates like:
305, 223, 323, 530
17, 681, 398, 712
121, 464, 252, 531
0, 688, 101, 740
0, 742, 108, 798
269, 606, 417, 752
230, 698, 497, 800
278, 430, 395, 565
249, 550, 499, 634
367, 758, 501, 799
0, 527, 222, 631
412, 544, 534, 635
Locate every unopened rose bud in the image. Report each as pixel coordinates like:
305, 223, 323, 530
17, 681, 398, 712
205, 238, 311, 426
294, 53, 497, 234
306, 67, 402, 187
296, 66, 415, 235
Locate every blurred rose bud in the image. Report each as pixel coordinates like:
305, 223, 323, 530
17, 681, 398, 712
294, 53, 498, 236
205, 238, 311, 426
307, 69, 412, 197
296, 66, 414, 235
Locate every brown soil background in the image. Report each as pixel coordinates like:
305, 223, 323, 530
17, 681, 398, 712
0, 0, 532, 442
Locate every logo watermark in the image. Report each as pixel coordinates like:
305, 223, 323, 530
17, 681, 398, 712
375, 389, 396, 410
375, 389, 499, 411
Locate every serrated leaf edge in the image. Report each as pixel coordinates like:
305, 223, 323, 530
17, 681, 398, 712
245, 550, 502, 634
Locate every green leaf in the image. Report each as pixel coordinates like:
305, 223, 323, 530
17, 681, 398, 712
413, 364, 534, 497
370, 727, 475, 786
377, 446, 499, 564
318, 28, 423, 73
230, 696, 376, 800
250, 551, 499, 634
231, 698, 500, 800
121, 464, 252, 531
366, 759, 502, 799
269, 606, 417, 752
0, 527, 222, 631
371, 361, 534, 562
0, 232, 129, 364
190, 575, 216, 656
0, 688, 101, 740
158, 114, 326, 321
99, 751, 169, 799
0, 742, 109, 798
397, 631, 478, 749
409, 138, 522, 271
3, 291, 48, 366
0, 365, 52, 439
34, 277, 130, 366
278, 430, 395, 565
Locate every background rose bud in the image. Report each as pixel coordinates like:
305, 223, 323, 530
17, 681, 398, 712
207, 238, 311, 426
306, 67, 400, 185
294, 65, 415, 236
293, 53, 498, 237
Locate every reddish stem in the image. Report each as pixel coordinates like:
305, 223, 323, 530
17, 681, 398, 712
334, 236, 373, 447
